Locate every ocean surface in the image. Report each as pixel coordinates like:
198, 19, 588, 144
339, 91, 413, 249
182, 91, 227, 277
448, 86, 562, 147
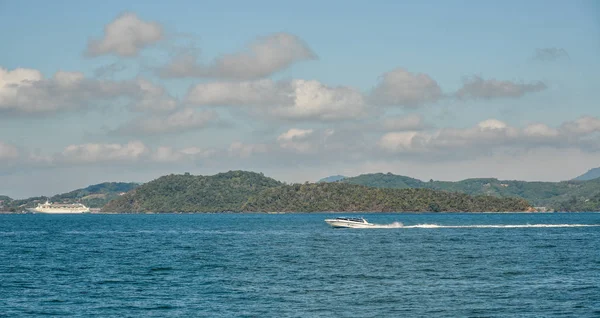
1, 212, 599, 317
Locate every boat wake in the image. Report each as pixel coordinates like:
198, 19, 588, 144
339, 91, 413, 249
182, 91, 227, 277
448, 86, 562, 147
366, 222, 405, 228
365, 223, 600, 229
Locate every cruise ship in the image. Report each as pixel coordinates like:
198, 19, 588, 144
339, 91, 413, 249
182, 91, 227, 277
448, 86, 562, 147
29, 201, 90, 214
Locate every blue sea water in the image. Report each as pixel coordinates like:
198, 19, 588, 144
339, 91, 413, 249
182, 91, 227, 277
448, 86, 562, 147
1, 212, 599, 317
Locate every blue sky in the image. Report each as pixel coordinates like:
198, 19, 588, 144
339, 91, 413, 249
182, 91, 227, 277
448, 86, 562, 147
0, 0, 599, 198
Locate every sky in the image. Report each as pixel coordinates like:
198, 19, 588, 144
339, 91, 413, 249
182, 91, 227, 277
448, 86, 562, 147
1, 0, 599, 198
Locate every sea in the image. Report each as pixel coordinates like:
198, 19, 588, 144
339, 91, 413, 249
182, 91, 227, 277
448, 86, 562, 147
1, 212, 599, 317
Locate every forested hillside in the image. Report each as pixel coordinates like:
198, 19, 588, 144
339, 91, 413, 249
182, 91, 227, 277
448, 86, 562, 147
102, 171, 282, 212
342, 173, 600, 210
101, 171, 531, 213
242, 182, 531, 213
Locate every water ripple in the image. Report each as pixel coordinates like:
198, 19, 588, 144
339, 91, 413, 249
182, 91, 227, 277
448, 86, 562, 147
0, 212, 599, 317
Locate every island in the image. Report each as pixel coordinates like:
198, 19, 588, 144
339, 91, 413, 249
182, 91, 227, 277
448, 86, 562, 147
101, 171, 531, 213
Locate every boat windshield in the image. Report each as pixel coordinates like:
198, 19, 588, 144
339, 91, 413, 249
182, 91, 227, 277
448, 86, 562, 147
336, 217, 366, 222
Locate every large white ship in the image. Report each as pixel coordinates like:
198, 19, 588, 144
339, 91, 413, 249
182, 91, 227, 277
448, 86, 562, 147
29, 201, 90, 214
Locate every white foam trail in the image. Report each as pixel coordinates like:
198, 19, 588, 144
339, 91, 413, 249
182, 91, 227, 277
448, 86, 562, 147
367, 222, 405, 229
402, 223, 600, 229
351, 222, 600, 229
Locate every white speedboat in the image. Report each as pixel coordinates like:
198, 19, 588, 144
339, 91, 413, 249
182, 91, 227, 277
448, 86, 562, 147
324, 217, 375, 228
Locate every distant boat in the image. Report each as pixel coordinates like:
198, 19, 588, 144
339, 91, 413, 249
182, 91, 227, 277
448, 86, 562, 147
324, 217, 376, 228
29, 201, 90, 214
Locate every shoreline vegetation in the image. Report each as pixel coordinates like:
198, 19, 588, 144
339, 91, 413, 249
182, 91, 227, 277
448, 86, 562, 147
3, 170, 600, 213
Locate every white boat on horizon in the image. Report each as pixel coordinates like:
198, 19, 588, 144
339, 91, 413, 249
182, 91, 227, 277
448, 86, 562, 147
28, 201, 90, 214
324, 217, 376, 228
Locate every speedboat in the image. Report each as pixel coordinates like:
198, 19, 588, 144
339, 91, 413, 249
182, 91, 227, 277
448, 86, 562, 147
324, 217, 375, 228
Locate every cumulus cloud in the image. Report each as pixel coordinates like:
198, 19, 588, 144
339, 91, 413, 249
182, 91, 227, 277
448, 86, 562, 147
0, 66, 176, 115
186, 79, 368, 121
560, 116, 600, 135
378, 116, 600, 155
115, 108, 217, 135
378, 119, 526, 153
159, 33, 316, 79
369, 68, 443, 107
533, 48, 569, 61
272, 128, 367, 158
86, 13, 163, 57
277, 128, 315, 153
455, 76, 546, 100
0, 141, 19, 161
0, 67, 133, 114
523, 123, 559, 138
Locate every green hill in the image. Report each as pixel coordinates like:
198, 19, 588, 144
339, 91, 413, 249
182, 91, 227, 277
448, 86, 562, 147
101, 171, 282, 213
342, 173, 600, 211
242, 182, 530, 213
101, 171, 531, 213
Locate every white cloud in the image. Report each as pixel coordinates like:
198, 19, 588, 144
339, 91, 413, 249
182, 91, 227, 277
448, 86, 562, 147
86, 13, 163, 57
560, 116, 600, 135
370, 68, 443, 107
0, 66, 176, 115
455, 76, 546, 100
160, 33, 316, 79
277, 128, 315, 153
277, 128, 314, 141
0, 67, 133, 113
0, 141, 19, 161
523, 123, 559, 138
377, 116, 600, 155
60, 141, 149, 164
378, 131, 421, 152
276, 80, 367, 120
186, 79, 285, 106
186, 79, 368, 121
116, 108, 217, 135
378, 119, 522, 153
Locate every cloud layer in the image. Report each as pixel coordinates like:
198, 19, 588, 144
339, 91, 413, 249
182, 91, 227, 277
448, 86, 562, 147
0, 67, 176, 115
160, 33, 317, 79
86, 13, 163, 57
369, 68, 443, 107
378, 116, 600, 156
115, 108, 218, 135
455, 76, 547, 100
186, 79, 368, 121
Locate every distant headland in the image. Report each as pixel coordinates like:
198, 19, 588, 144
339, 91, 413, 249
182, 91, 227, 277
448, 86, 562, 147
3, 170, 600, 213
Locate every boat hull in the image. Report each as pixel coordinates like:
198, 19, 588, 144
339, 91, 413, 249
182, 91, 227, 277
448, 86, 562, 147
324, 219, 376, 228
28, 208, 90, 214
